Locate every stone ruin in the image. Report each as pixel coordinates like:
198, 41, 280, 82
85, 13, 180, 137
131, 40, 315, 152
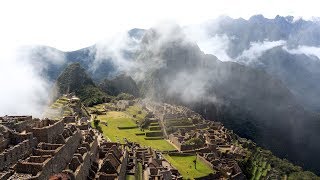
0, 111, 181, 180
0, 115, 100, 180
130, 144, 182, 180
143, 101, 203, 122
169, 129, 206, 152
0, 115, 33, 133
138, 100, 249, 179
0, 97, 256, 180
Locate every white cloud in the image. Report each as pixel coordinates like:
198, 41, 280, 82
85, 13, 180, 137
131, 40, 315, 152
184, 25, 232, 61
167, 70, 218, 103
0, 0, 319, 51
0, 47, 54, 117
237, 40, 286, 62
283, 45, 320, 59
91, 31, 140, 73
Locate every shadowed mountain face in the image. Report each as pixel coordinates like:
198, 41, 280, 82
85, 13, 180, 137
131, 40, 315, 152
200, 15, 320, 111
135, 28, 320, 173
99, 74, 140, 97
249, 47, 320, 111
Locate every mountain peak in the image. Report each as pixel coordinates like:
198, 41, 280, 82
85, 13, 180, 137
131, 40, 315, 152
56, 63, 110, 106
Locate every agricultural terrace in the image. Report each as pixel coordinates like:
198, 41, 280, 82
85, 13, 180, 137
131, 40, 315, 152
94, 109, 175, 151
43, 97, 73, 120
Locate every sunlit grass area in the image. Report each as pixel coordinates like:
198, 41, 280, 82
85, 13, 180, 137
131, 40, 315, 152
96, 111, 175, 151
163, 154, 215, 179
125, 105, 147, 122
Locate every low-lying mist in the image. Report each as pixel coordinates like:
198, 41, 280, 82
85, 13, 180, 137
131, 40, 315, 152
0, 46, 65, 117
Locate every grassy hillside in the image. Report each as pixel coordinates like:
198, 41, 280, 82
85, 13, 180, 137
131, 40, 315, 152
163, 154, 215, 179
239, 147, 320, 180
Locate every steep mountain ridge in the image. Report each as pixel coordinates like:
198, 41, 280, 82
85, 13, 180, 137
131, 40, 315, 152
55, 63, 110, 106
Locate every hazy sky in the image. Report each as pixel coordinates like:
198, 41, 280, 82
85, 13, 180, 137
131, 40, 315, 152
0, 0, 319, 51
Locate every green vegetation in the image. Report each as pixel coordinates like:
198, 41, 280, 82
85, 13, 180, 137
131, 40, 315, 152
80, 85, 111, 106
126, 175, 135, 180
125, 105, 147, 123
145, 131, 163, 137
149, 125, 161, 131
114, 93, 135, 101
93, 119, 102, 133
99, 74, 140, 97
163, 154, 215, 179
96, 111, 175, 151
288, 171, 320, 180
93, 119, 100, 126
88, 104, 106, 114
239, 147, 319, 180
246, 152, 271, 180
56, 63, 111, 107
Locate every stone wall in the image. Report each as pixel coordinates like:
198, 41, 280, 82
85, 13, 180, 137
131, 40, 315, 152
63, 116, 76, 124
36, 130, 82, 179
197, 154, 214, 169
76, 124, 89, 130
73, 138, 98, 180
169, 134, 182, 150
119, 150, 128, 180
0, 138, 9, 153
0, 139, 34, 171
30, 120, 64, 143
169, 134, 200, 152
16, 130, 82, 179
11, 132, 34, 145
0, 170, 14, 180
0, 116, 33, 132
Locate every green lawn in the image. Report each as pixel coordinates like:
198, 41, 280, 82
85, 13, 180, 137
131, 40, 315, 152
163, 155, 215, 179
126, 175, 135, 180
97, 111, 175, 151
125, 105, 147, 122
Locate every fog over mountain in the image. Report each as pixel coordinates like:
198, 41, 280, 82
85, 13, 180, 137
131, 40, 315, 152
186, 15, 320, 111
1, 15, 320, 174
0, 46, 66, 116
